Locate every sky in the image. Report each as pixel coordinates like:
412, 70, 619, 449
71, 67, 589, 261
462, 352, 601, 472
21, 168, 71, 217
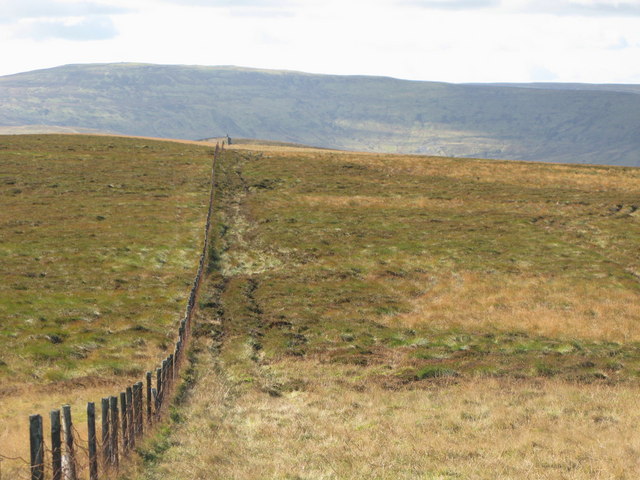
1, 0, 640, 83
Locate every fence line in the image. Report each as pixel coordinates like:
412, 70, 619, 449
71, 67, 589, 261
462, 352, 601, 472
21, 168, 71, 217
20, 143, 223, 480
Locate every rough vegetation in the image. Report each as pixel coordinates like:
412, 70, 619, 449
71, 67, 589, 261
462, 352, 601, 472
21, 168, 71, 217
132, 144, 640, 479
3, 136, 640, 478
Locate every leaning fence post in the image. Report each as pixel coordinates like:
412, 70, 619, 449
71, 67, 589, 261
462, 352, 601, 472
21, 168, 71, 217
87, 402, 98, 480
109, 396, 119, 469
146, 372, 152, 424
101, 398, 110, 468
30, 414, 44, 480
62, 405, 77, 480
50, 410, 62, 480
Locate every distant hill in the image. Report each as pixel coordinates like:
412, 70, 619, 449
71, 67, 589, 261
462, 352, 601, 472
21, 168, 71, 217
1, 63, 639, 166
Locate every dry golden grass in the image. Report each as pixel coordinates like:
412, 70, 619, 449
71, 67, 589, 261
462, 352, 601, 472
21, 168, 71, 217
298, 191, 640, 343
0, 380, 132, 477
139, 350, 640, 480
300, 194, 468, 210
384, 271, 640, 342
336, 153, 640, 193
227, 143, 342, 155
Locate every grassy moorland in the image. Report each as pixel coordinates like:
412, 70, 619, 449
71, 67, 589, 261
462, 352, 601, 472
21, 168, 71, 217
134, 145, 640, 479
0, 135, 214, 467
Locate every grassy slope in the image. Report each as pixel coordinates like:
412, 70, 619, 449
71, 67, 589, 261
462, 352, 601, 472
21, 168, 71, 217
0, 135, 214, 470
135, 145, 640, 479
1, 64, 640, 166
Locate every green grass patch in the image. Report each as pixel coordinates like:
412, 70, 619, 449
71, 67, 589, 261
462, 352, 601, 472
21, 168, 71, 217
0, 134, 214, 386
207, 147, 640, 383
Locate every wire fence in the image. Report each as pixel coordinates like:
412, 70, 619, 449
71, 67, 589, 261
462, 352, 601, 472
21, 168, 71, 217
4, 143, 222, 480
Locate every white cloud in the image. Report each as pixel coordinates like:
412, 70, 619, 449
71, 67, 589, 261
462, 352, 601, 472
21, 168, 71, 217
401, 0, 640, 16
0, 0, 130, 22
0, 0, 129, 43
159, 0, 293, 5
0, 0, 639, 83
530, 65, 559, 81
607, 36, 630, 49
17, 16, 118, 41
400, 0, 500, 9
503, 0, 640, 16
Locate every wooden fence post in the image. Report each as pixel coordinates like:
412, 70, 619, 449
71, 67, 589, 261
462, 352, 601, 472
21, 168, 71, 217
62, 405, 77, 480
29, 414, 44, 480
156, 367, 162, 415
119, 392, 128, 453
170, 354, 174, 383
134, 382, 143, 437
168, 354, 174, 388
131, 384, 138, 438
146, 371, 152, 424
87, 402, 98, 480
50, 410, 62, 480
161, 359, 168, 398
151, 388, 157, 413
140, 381, 145, 435
101, 398, 109, 468
126, 387, 134, 449
109, 397, 118, 469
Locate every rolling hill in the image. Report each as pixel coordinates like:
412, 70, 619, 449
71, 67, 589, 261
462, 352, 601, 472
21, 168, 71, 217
1, 63, 639, 166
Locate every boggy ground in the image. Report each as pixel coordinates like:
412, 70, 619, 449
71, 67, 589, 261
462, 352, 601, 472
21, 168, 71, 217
133, 146, 640, 479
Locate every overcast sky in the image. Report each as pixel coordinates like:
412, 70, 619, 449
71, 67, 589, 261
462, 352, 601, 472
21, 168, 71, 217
1, 0, 639, 83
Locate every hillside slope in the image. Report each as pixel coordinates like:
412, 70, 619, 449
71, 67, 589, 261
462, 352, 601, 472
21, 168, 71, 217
3, 137, 640, 479
135, 143, 640, 479
0, 135, 215, 475
1, 63, 640, 165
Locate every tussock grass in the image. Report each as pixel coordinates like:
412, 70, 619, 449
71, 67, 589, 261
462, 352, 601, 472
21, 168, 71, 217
391, 271, 640, 342
140, 354, 640, 479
